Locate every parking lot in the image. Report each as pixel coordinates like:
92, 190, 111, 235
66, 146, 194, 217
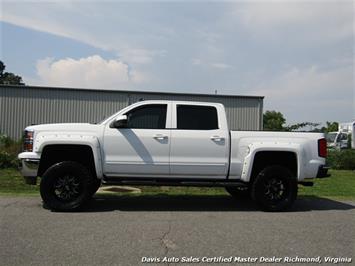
0, 195, 354, 265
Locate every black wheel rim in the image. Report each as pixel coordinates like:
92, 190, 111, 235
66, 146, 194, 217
263, 177, 287, 202
53, 175, 82, 202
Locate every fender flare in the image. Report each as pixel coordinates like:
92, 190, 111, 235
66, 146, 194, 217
240, 142, 301, 182
34, 133, 104, 179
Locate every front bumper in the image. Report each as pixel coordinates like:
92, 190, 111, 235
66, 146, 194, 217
18, 158, 39, 185
316, 165, 331, 178
19, 158, 39, 177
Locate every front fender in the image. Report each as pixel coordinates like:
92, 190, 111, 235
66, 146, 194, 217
34, 133, 104, 179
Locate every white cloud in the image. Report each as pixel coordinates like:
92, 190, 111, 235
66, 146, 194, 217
251, 64, 354, 123
209, 63, 232, 69
31, 55, 147, 89
237, 1, 353, 41
240, 1, 350, 26
120, 48, 167, 65
241, 2, 318, 26
191, 58, 232, 70
252, 65, 352, 99
1, 9, 76, 42
191, 58, 202, 65
1, 3, 167, 66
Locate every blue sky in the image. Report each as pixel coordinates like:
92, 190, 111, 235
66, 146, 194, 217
0, 1, 353, 125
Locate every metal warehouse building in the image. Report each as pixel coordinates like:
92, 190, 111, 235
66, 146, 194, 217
0, 85, 264, 139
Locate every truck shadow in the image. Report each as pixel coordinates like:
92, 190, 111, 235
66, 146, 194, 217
79, 195, 355, 213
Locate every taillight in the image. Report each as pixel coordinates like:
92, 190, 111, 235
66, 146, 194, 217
23, 130, 34, 152
318, 138, 327, 158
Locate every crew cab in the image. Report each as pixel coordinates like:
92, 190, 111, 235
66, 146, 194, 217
18, 100, 329, 211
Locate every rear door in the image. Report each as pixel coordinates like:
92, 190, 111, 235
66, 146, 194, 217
170, 103, 229, 179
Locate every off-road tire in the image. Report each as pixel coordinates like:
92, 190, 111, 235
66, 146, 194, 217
40, 161, 93, 211
251, 165, 297, 211
90, 178, 101, 196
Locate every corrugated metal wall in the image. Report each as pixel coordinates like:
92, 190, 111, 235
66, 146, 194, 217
0, 85, 263, 139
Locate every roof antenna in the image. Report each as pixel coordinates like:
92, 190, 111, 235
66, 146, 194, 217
215, 90, 217, 95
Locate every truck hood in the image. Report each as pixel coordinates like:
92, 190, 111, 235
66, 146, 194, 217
25, 123, 103, 134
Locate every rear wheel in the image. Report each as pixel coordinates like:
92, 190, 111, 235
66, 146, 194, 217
40, 161, 93, 211
251, 165, 297, 211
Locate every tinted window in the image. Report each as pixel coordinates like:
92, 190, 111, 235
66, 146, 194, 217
338, 133, 348, 141
126, 104, 167, 129
177, 105, 218, 130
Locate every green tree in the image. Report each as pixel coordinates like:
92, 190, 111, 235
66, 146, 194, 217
0, 60, 25, 85
284, 122, 320, 132
322, 121, 339, 133
263, 110, 320, 131
263, 110, 286, 131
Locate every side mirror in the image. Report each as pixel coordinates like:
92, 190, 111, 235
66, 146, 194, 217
109, 115, 128, 128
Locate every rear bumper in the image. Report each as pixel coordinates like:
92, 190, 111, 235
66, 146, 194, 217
316, 165, 331, 178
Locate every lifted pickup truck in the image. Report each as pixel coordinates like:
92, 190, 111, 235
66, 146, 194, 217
18, 100, 329, 211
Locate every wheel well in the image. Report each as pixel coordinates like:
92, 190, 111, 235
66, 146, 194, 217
250, 151, 297, 181
38, 145, 96, 177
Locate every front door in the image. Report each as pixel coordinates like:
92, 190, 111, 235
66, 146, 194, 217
103, 104, 170, 177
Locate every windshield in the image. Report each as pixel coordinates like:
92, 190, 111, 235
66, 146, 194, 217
326, 133, 337, 143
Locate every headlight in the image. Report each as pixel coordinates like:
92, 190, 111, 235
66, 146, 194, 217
23, 130, 34, 152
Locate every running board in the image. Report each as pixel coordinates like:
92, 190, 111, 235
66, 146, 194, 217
298, 181, 314, 187
102, 178, 248, 188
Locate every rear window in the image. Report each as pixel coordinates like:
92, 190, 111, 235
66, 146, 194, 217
177, 105, 218, 130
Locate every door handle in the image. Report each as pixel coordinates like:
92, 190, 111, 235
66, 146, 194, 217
153, 134, 168, 140
210, 136, 224, 142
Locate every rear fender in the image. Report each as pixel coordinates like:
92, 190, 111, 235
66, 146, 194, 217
241, 142, 301, 182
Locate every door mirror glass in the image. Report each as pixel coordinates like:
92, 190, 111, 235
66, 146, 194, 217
109, 115, 127, 128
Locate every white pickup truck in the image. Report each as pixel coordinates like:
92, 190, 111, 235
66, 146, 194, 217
18, 100, 329, 211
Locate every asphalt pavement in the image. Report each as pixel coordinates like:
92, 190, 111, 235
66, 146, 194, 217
0, 195, 354, 266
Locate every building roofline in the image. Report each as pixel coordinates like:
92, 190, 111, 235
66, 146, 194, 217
0, 85, 264, 99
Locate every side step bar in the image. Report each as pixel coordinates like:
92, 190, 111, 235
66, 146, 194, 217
298, 181, 314, 187
103, 178, 248, 188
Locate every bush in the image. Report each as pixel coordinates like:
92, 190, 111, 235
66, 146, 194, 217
0, 134, 14, 146
0, 133, 21, 169
0, 151, 18, 168
327, 149, 355, 170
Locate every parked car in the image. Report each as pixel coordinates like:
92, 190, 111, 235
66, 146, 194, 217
326, 131, 349, 149
326, 121, 355, 149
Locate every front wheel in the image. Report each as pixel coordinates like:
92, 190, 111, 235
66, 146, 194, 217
251, 166, 297, 211
40, 161, 93, 211
90, 178, 101, 197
